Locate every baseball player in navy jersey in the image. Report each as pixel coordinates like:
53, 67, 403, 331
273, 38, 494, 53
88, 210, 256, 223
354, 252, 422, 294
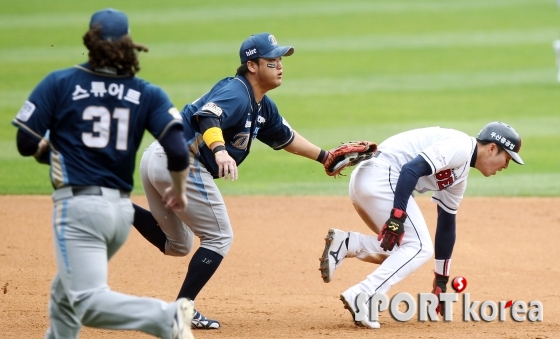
319, 122, 523, 328
132, 32, 333, 328
12, 8, 195, 339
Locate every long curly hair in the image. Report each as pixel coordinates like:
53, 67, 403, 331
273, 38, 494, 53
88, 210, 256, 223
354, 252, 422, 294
83, 27, 149, 76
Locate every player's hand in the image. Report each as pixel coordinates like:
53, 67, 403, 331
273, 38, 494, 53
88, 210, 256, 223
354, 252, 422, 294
215, 150, 238, 181
162, 186, 188, 212
377, 208, 407, 251
431, 273, 449, 316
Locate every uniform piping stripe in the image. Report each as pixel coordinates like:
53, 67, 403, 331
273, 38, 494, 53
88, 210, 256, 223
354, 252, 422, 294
189, 157, 210, 203
233, 77, 253, 113
432, 197, 457, 212
74, 65, 132, 78
374, 213, 424, 293
420, 152, 437, 174
157, 119, 183, 140
375, 165, 423, 292
388, 164, 395, 193
53, 201, 71, 274
273, 130, 295, 150
51, 151, 69, 188
12, 120, 43, 140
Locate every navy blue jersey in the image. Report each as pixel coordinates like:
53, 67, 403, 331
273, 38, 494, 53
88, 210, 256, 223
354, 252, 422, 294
12, 63, 182, 191
181, 75, 294, 178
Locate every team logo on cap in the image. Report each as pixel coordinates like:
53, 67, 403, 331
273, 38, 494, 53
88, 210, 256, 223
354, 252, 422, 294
489, 132, 517, 151
244, 47, 258, 58
268, 34, 278, 46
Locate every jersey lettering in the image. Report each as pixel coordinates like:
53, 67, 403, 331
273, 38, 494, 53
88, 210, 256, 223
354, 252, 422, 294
231, 132, 250, 150
435, 169, 454, 190
82, 106, 130, 150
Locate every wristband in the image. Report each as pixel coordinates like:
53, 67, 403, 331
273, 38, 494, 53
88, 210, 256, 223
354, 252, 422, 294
203, 127, 225, 147
316, 149, 327, 163
212, 145, 226, 154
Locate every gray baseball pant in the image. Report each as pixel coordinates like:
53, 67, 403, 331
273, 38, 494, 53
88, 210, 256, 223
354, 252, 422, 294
45, 187, 179, 339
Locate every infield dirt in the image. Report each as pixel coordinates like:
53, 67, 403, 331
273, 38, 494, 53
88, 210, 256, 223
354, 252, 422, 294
1, 195, 559, 338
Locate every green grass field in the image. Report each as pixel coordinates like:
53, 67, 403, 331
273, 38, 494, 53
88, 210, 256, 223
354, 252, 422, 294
1, 0, 559, 196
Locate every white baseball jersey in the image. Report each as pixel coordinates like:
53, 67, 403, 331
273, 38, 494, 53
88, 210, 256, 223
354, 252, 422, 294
376, 127, 477, 214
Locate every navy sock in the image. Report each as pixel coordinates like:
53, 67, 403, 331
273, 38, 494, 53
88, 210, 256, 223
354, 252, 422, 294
177, 247, 223, 300
132, 203, 166, 253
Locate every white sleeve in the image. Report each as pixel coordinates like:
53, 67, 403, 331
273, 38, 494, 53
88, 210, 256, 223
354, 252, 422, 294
420, 140, 471, 174
431, 179, 467, 214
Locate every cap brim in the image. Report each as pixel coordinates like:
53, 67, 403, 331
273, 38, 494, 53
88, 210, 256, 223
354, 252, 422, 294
261, 46, 295, 59
505, 149, 524, 165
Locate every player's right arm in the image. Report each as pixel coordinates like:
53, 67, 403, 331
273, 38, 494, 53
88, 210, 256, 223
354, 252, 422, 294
197, 114, 237, 181
157, 124, 189, 212
16, 129, 50, 164
13, 73, 57, 163
378, 156, 433, 251
145, 85, 190, 211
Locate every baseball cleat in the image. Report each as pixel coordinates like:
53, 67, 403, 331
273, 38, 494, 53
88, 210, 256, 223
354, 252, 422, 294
319, 228, 348, 283
340, 290, 380, 329
172, 298, 195, 339
190, 301, 220, 329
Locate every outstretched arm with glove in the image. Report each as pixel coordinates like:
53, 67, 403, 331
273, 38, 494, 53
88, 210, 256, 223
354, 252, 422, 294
284, 131, 377, 177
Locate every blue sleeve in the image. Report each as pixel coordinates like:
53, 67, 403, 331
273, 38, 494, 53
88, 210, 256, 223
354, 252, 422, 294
158, 124, 189, 172
434, 205, 456, 259
16, 129, 51, 164
144, 85, 182, 140
393, 155, 433, 211
191, 85, 246, 130
256, 99, 294, 150
12, 73, 58, 140
16, 129, 39, 156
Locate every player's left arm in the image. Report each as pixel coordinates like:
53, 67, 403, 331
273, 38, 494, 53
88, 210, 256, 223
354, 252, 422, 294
283, 131, 323, 161
431, 206, 456, 315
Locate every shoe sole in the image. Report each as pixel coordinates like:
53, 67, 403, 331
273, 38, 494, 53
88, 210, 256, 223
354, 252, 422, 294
191, 309, 220, 330
319, 228, 336, 283
340, 294, 365, 328
192, 321, 220, 330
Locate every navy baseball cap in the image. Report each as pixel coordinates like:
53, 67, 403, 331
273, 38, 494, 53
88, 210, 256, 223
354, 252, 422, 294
476, 121, 523, 165
89, 8, 129, 41
239, 32, 295, 63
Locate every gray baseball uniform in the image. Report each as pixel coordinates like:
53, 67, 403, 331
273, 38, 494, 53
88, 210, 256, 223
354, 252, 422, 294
12, 8, 194, 339
140, 141, 231, 257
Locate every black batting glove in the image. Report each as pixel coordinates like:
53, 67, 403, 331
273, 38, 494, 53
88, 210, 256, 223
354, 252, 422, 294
377, 208, 407, 251
431, 273, 449, 316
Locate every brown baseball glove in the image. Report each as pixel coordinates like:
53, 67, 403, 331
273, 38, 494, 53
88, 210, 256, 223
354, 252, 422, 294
322, 141, 377, 177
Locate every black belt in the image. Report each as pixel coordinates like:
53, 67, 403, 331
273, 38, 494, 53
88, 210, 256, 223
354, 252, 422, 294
373, 150, 382, 158
71, 186, 130, 198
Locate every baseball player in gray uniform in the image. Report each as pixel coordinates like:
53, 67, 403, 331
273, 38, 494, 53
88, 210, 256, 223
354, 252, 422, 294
12, 8, 195, 339
320, 122, 523, 328
132, 32, 334, 328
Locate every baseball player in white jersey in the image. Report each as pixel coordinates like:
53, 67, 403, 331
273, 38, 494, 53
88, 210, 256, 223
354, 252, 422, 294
319, 122, 523, 328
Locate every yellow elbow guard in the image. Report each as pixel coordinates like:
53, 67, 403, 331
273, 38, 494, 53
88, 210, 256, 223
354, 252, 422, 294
202, 127, 225, 146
